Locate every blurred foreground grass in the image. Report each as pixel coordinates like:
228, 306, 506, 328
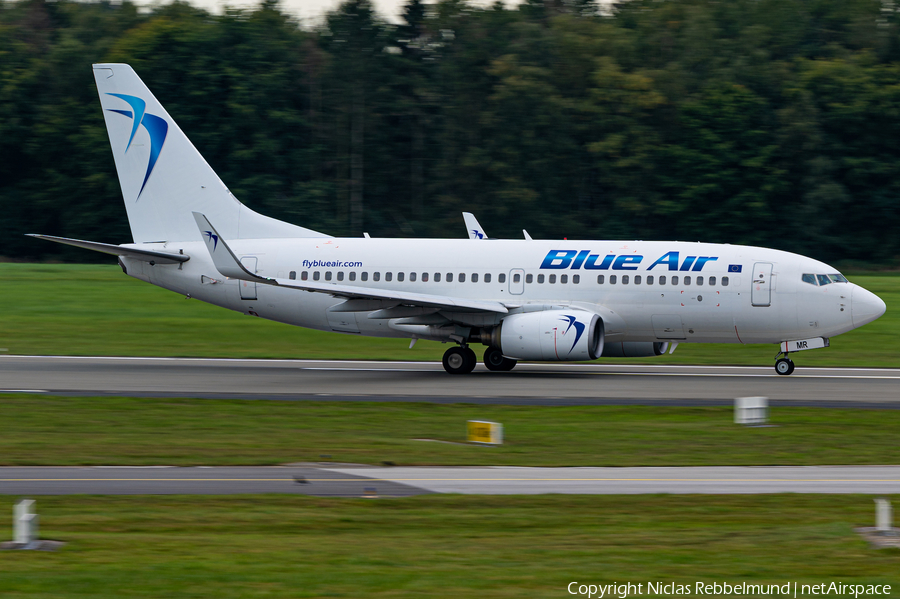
1, 263, 897, 366
0, 495, 897, 598
2, 395, 900, 466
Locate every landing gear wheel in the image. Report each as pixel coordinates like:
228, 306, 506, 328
443, 346, 476, 374
775, 358, 795, 376
483, 347, 517, 372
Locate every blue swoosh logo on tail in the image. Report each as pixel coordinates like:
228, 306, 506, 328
106, 93, 168, 200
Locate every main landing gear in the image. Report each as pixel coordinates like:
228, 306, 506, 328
483, 346, 517, 372
774, 353, 795, 376
442, 346, 477, 375
441, 345, 518, 374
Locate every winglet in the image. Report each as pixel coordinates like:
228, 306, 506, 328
523, 229, 533, 241
192, 212, 266, 281
463, 212, 487, 240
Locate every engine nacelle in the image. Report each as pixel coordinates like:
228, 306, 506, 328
498, 310, 604, 361
601, 341, 668, 358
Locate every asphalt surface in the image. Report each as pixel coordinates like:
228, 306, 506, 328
0, 466, 429, 497
2, 466, 900, 496
1, 356, 899, 406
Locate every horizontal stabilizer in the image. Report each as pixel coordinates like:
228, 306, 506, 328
26, 234, 189, 264
193, 212, 508, 314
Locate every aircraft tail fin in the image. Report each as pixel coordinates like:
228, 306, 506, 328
93, 64, 330, 243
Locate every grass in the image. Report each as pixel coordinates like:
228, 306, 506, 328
1, 263, 898, 366
0, 495, 897, 598
2, 394, 900, 466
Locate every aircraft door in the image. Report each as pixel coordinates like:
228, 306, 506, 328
240, 256, 258, 300
751, 262, 773, 307
509, 269, 525, 295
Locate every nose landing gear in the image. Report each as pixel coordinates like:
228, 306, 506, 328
775, 354, 795, 375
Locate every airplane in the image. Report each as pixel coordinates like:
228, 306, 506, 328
29, 64, 886, 375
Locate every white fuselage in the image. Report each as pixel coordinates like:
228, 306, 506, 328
121, 238, 880, 347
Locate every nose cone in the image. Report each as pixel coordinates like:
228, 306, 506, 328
852, 285, 886, 328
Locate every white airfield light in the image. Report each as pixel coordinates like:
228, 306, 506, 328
29, 64, 887, 375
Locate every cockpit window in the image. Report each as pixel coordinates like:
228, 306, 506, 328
830, 274, 848, 283
816, 274, 833, 286
801, 274, 817, 286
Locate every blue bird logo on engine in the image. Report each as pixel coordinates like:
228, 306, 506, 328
106, 93, 169, 201
203, 230, 218, 251
559, 315, 585, 354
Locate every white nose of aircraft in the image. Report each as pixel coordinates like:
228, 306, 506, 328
851, 284, 887, 328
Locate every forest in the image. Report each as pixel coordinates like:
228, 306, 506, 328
2, 0, 899, 264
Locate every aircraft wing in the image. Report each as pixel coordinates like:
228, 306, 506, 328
193, 213, 508, 315
463, 212, 487, 240
26, 234, 189, 264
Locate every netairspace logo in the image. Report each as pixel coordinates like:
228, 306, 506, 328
566, 581, 892, 598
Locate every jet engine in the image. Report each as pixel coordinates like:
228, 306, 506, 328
601, 341, 668, 358
496, 310, 604, 361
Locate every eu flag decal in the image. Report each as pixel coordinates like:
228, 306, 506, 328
728, 264, 743, 273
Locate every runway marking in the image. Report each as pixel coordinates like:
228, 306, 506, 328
4, 355, 900, 375
3, 478, 900, 483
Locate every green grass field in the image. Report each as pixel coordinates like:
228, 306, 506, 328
0, 495, 897, 598
2, 394, 899, 466
1, 263, 897, 366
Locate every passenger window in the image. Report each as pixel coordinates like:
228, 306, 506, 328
610, 275, 617, 284
289, 271, 296, 280
434, 273, 441, 282
560, 274, 567, 284
658, 276, 665, 286
361, 272, 368, 281
696, 276, 702, 286
301, 271, 309, 281
671, 276, 678, 285
349, 272, 356, 282
537, 274, 545, 284
422, 273, 428, 282
446, 273, 453, 282
398, 272, 404, 282
526, 274, 533, 283
802, 274, 817, 286
708, 276, 715, 286
597, 275, 605, 284
485, 273, 491, 283
573, 274, 580, 284
337, 272, 344, 281
459, 273, 466, 283
722, 276, 729, 287
622, 275, 629, 284
817, 274, 832, 286
549, 274, 556, 284
385, 272, 392, 282
472, 273, 479, 283
499, 274, 506, 283
373, 272, 380, 282
325, 272, 332, 281
313, 271, 321, 281
647, 275, 653, 285
684, 276, 690, 286
634, 275, 641, 285
513, 273, 520, 283
410, 272, 416, 282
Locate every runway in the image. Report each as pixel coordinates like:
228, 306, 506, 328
2, 355, 900, 406
2, 466, 900, 495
